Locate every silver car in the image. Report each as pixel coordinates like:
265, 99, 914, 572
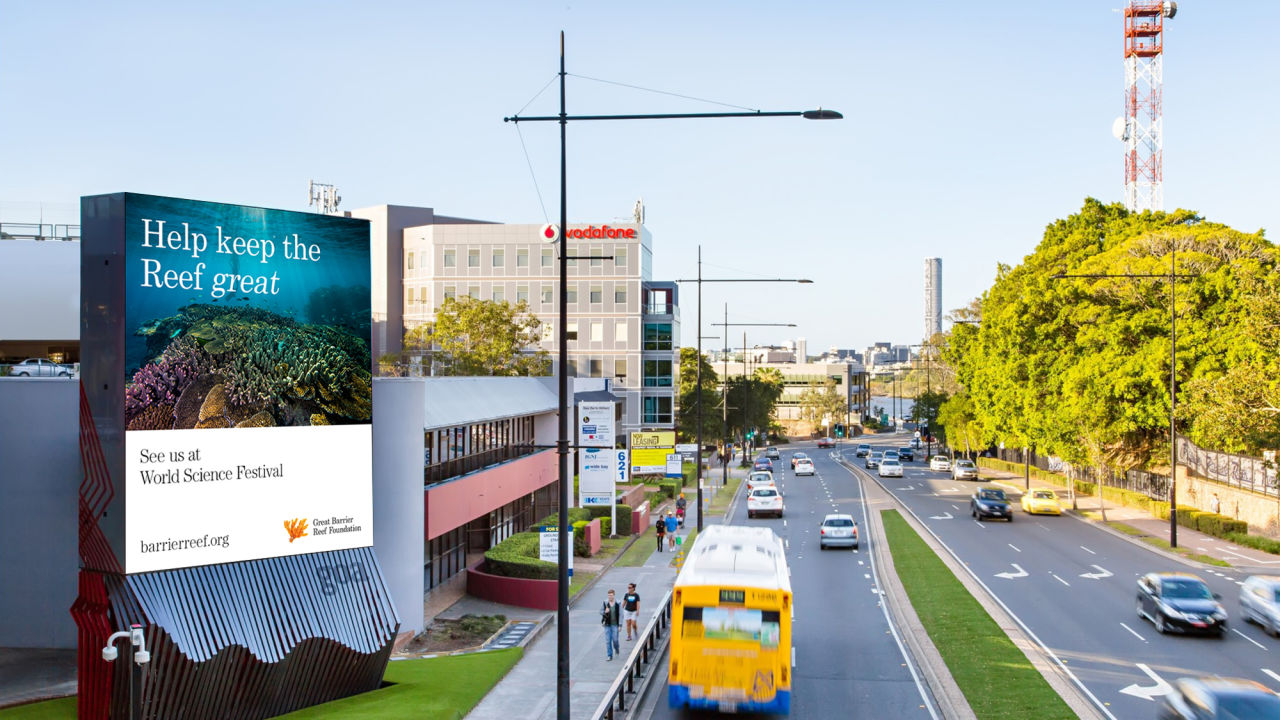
878, 458, 904, 478
8, 358, 74, 377
952, 459, 979, 480
1241, 575, 1280, 636
819, 513, 859, 550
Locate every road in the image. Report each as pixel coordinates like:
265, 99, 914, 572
848, 434, 1280, 720
644, 442, 937, 719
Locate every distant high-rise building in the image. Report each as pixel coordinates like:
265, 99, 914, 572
924, 258, 942, 340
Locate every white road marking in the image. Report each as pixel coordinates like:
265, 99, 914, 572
1081, 546, 1096, 555
1008, 544, 1021, 553
1120, 623, 1147, 643
1052, 574, 1071, 587
1120, 663, 1173, 701
791, 646, 796, 668
929, 511, 954, 520
1233, 628, 1267, 649
951, 504, 959, 510
864, 573, 871, 579
995, 564, 1028, 580
1080, 565, 1113, 580
973, 520, 986, 529
1263, 669, 1280, 684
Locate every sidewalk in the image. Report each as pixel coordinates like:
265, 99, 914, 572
981, 467, 1280, 570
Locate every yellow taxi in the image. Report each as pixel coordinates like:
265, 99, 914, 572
1021, 489, 1062, 516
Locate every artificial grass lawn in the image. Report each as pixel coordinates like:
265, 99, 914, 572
0, 651, 522, 720
881, 510, 1075, 720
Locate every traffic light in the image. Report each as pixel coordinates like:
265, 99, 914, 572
835, 424, 845, 438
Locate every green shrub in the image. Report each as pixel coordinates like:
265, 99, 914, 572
1221, 517, 1249, 535
1151, 501, 1171, 520
484, 532, 556, 580
599, 517, 611, 536
585, 504, 632, 536
572, 520, 590, 557
536, 508, 592, 529
1227, 532, 1280, 555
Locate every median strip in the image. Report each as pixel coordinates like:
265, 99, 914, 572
881, 509, 1076, 720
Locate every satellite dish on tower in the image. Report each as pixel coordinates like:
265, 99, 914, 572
1111, 117, 1129, 141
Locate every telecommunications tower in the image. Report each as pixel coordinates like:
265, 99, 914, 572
923, 258, 942, 342
1116, 1, 1177, 212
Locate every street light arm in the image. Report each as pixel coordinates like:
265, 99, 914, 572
505, 109, 841, 123
672, 278, 813, 284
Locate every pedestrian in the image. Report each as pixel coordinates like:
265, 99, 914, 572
655, 516, 666, 552
622, 583, 640, 641
1210, 493, 1221, 515
665, 511, 678, 549
600, 589, 621, 660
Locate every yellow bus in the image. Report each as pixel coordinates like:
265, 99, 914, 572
668, 525, 792, 714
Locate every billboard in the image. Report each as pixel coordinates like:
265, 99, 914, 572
580, 448, 626, 506
84, 193, 373, 573
630, 430, 676, 475
577, 400, 615, 448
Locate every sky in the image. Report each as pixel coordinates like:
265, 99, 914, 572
3, 1, 1278, 352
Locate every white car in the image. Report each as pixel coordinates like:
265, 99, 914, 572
819, 513, 859, 550
883, 451, 900, 464
794, 459, 815, 476
1241, 575, 1280, 636
746, 471, 775, 492
929, 456, 952, 472
878, 458, 904, 478
747, 486, 784, 518
952, 459, 979, 480
8, 358, 74, 377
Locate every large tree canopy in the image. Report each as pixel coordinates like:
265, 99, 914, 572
941, 198, 1278, 468
676, 347, 723, 443
407, 297, 550, 376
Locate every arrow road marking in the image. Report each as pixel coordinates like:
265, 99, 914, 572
929, 511, 953, 520
1080, 565, 1113, 580
1119, 663, 1173, 701
995, 563, 1028, 580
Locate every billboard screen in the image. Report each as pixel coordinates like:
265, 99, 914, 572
99, 194, 373, 573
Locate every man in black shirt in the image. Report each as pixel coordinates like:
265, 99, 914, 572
622, 583, 640, 640
601, 589, 622, 660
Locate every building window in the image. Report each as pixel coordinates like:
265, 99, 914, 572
589, 359, 602, 377
644, 323, 673, 351
541, 285, 553, 304
643, 358, 674, 387
517, 249, 529, 267
493, 249, 504, 267
468, 286, 480, 299
590, 321, 603, 342
566, 286, 578, 304
590, 247, 603, 267
443, 249, 456, 267
615, 248, 627, 267
614, 287, 626, 305
492, 286, 505, 303
567, 247, 577, 268
444, 285, 456, 301
615, 359, 627, 381
616, 320, 627, 343
468, 249, 480, 267
407, 252, 415, 270
590, 286, 602, 304
419, 287, 427, 305
643, 396, 673, 424
567, 322, 578, 341
516, 285, 529, 303
542, 249, 553, 267
406, 287, 413, 305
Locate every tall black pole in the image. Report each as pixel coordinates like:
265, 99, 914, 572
722, 303, 729, 486
695, 246, 704, 531
1170, 243, 1178, 548
555, 30, 570, 720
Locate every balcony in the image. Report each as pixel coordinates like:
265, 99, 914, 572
425, 443, 538, 487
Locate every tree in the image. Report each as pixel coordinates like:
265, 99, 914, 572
676, 347, 723, 443
798, 378, 845, 435
725, 368, 785, 441
407, 297, 550, 376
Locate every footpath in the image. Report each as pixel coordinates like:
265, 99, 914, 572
464, 466, 746, 720
980, 466, 1280, 570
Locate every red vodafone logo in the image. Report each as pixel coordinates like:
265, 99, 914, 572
565, 225, 636, 240
541, 223, 560, 243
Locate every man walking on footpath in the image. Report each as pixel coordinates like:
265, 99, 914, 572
656, 516, 666, 552
622, 583, 640, 641
665, 511, 679, 550
601, 589, 622, 660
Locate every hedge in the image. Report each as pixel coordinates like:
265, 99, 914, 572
483, 531, 556, 580
585, 504, 633, 536
1228, 532, 1280, 555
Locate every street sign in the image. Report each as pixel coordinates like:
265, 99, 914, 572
578, 401, 615, 448
538, 527, 573, 575
579, 448, 615, 506
914, 430, 921, 438
665, 454, 683, 478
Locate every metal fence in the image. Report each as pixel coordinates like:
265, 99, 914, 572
994, 447, 1171, 500
1177, 435, 1278, 497
592, 589, 673, 720
0, 222, 80, 241
424, 443, 539, 486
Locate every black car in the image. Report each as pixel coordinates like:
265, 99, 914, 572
898, 446, 914, 461
855, 444, 871, 458
1158, 677, 1280, 719
970, 488, 1011, 521
1137, 573, 1227, 637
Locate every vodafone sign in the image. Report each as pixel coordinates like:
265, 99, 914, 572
540, 223, 560, 243
566, 225, 636, 240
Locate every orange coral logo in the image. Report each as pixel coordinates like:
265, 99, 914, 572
284, 518, 309, 542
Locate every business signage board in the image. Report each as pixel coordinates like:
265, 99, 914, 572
539, 528, 573, 574
577, 400, 615, 448
665, 454, 683, 478
629, 430, 676, 475
82, 193, 373, 573
578, 448, 617, 506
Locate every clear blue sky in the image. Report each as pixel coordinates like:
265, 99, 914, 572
3, 1, 1276, 352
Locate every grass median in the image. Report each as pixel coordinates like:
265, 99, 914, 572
0, 650, 523, 720
881, 509, 1075, 720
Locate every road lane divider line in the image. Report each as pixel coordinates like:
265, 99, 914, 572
1234, 628, 1267, 650
1009, 544, 1021, 553
1120, 623, 1147, 643
1262, 668, 1280, 685
1081, 546, 1096, 555
1052, 574, 1071, 587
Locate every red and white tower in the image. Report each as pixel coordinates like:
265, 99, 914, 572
1122, 1, 1177, 212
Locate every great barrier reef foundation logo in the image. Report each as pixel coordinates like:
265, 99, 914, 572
284, 518, 309, 543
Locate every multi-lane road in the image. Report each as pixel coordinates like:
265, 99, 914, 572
646, 442, 938, 719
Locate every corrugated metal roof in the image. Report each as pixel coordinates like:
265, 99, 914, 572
421, 376, 558, 429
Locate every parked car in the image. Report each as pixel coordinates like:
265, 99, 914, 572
855, 444, 871, 458
898, 446, 915, 461
790, 451, 810, 469
8, 358, 73, 377
929, 455, 951, 472
1158, 677, 1280, 719
1241, 575, 1280, 637
1137, 572, 1227, 637
1021, 489, 1062, 516
746, 471, 775, 492
794, 459, 815, 476
816, 437, 835, 449
819, 513, 859, 550
971, 487, 1012, 521
865, 451, 883, 469
747, 486, 784, 519
765, 446, 780, 460
878, 458, 904, 478
952, 459, 979, 480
